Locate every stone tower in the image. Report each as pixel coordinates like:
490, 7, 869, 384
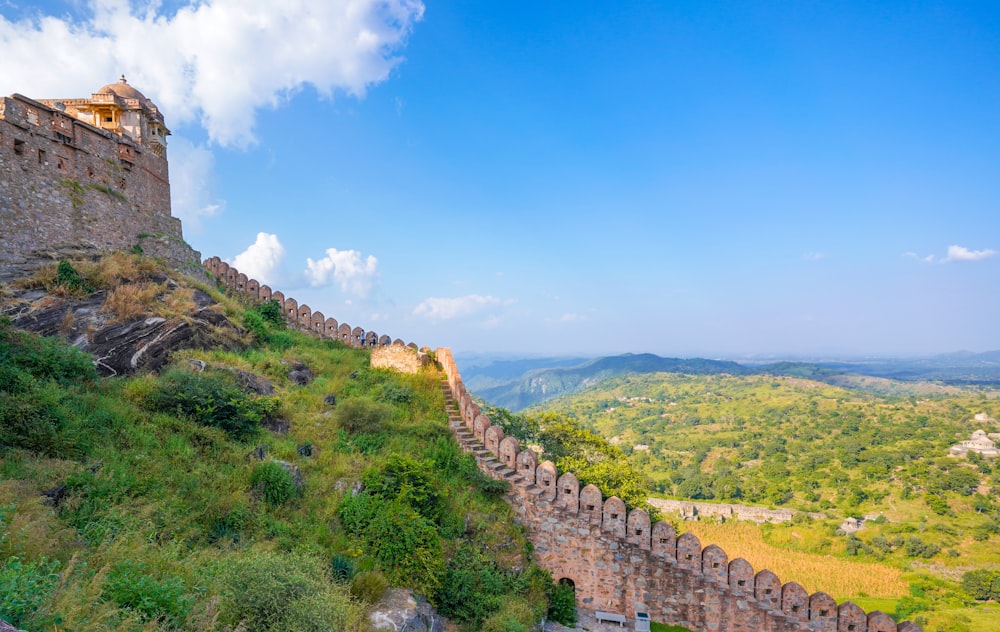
0, 77, 197, 278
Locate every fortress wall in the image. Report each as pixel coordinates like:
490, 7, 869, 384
201, 257, 419, 354
0, 95, 188, 271
436, 348, 921, 632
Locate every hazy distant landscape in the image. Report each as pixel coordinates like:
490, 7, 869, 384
466, 352, 1000, 631
458, 351, 1000, 411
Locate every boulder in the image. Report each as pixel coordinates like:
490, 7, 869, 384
287, 361, 313, 385
369, 589, 445, 632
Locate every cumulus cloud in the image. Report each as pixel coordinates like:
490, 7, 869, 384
229, 232, 286, 285
168, 137, 223, 231
305, 248, 378, 297
0, 0, 425, 146
413, 295, 504, 320
905, 245, 996, 264
943, 245, 997, 262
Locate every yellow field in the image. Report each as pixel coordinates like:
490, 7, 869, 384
680, 522, 908, 599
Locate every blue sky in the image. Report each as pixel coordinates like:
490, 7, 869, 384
2, 1, 998, 357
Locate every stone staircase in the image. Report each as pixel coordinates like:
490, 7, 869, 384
439, 375, 536, 492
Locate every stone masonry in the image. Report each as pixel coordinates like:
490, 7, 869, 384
0, 79, 199, 278
202, 256, 418, 351
436, 348, 923, 632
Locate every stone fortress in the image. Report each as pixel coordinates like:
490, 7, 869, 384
0, 77, 198, 279
1, 81, 924, 632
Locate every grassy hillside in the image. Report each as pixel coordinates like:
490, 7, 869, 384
524, 372, 1000, 631
0, 256, 571, 632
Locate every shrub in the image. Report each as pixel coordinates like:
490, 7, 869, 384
251, 462, 299, 507
364, 500, 443, 591
53, 259, 94, 294
547, 580, 577, 626
434, 544, 509, 624
220, 549, 362, 632
350, 570, 388, 603
0, 556, 60, 627
253, 299, 286, 328
904, 536, 941, 559
145, 369, 270, 440
961, 569, 1000, 601
331, 554, 357, 583
481, 597, 535, 632
335, 397, 392, 435
102, 560, 192, 624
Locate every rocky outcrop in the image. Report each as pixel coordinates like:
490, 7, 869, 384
0, 274, 243, 376
369, 589, 445, 632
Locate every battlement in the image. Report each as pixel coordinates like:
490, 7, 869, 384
436, 349, 923, 632
202, 256, 419, 351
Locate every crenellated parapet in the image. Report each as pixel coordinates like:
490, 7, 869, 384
201, 256, 419, 352
435, 347, 922, 632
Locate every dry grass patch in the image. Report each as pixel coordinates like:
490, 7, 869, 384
102, 282, 163, 322
681, 521, 908, 599
80, 252, 161, 288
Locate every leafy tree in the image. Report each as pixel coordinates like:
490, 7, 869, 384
961, 569, 1000, 601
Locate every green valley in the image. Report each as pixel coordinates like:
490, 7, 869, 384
514, 371, 1000, 631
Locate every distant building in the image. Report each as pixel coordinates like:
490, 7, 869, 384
973, 412, 997, 423
949, 430, 999, 458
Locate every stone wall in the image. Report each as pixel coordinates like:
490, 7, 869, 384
371, 345, 431, 373
647, 499, 824, 525
436, 348, 922, 632
202, 256, 417, 350
0, 94, 198, 276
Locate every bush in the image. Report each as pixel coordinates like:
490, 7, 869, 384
904, 536, 941, 559
362, 455, 443, 523
54, 259, 94, 294
961, 569, 1000, 601
146, 369, 271, 440
350, 570, 388, 603
251, 462, 299, 507
253, 299, 286, 328
331, 554, 357, 583
547, 580, 577, 626
434, 544, 510, 625
0, 554, 60, 627
335, 397, 392, 435
102, 560, 192, 624
220, 549, 362, 632
481, 597, 535, 632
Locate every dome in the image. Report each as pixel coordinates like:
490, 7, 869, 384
97, 75, 148, 102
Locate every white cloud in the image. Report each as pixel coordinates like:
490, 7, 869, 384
168, 137, 223, 231
413, 295, 504, 320
803, 252, 828, 261
943, 244, 997, 263
304, 248, 378, 297
0, 0, 424, 147
905, 245, 996, 264
229, 232, 286, 285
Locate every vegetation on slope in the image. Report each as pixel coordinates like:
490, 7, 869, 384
524, 371, 1000, 631
0, 255, 570, 631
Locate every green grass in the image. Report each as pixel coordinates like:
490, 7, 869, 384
0, 256, 569, 631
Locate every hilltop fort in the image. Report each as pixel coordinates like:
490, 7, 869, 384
0, 80, 926, 632
0, 77, 198, 279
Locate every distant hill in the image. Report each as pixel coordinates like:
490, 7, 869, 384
471, 353, 749, 410
467, 352, 1000, 410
